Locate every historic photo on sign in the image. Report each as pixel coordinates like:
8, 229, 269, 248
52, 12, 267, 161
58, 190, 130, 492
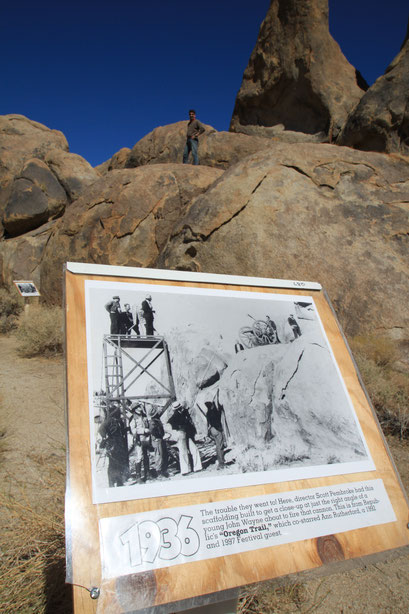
85, 280, 374, 504
13, 280, 40, 296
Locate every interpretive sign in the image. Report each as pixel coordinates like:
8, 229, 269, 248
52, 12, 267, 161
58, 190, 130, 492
64, 263, 409, 614
13, 279, 40, 296
85, 280, 374, 505
100, 479, 394, 580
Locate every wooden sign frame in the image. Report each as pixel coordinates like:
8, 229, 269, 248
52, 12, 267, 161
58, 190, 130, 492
13, 279, 40, 296
64, 262, 409, 614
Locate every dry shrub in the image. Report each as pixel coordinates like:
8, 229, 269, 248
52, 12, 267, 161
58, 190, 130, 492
0, 288, 24, 334
350, 335, 409, 438
351, 334, 398, 367
0, 426, 9, 461
238, 580, 314, 614
0, 450, 70, 613
16, 306, 63, 357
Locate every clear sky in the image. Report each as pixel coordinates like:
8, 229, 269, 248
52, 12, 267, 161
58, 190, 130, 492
1, 1, 408, 167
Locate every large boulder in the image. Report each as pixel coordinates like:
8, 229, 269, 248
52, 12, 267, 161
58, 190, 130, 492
0, 115, 98, 237
0, 114, 68, 183
39, 164, 223, 303
124, 122, 274, 170
3, 159, 67, 236
218, 333, 366, 470
95, 148, 131, 175
230, 0, 367, 141
44, 149, 99, 201
0, 115, 68, 228
0, 221, 55, 290
126, 122, 214, 168
159, 143, 409, 350
337, 21, 409, 154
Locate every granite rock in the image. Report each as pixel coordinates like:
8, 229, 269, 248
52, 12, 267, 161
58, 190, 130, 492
125, 122, 274, 170
230, 0, 367, 140
159, 143, 409, 348
337, 21, 409, 154
39, 164, 223, 303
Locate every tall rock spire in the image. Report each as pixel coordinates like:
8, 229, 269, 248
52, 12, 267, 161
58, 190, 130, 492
230, 0, 367, 141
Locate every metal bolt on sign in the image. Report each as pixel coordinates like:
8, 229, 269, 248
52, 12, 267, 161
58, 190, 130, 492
90, 587, 100, 599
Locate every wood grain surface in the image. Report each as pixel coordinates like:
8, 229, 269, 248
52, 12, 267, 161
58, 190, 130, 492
65, 270, 409, 613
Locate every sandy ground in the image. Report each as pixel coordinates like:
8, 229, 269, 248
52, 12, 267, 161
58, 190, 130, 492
1, 333, 409, 613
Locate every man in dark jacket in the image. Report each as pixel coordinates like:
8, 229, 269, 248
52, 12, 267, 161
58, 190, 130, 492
141, 295, 155, 335
105, 296, 121, 334
168, 401, 202, 475
148, 406, 168, 478
99, 402, 128, 487
204, 400, 225, 469
120, 303, 139, 335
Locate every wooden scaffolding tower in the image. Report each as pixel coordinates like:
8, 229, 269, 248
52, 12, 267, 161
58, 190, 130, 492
102, 334, 176, 412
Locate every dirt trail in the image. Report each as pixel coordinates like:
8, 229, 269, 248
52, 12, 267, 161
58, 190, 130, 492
0, 335, 65, 463
1, 333, 409, 613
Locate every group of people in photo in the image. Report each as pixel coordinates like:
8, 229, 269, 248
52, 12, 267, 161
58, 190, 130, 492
104, 294, 155, 336
97, 291, 303, 490
97, 392, 228, 488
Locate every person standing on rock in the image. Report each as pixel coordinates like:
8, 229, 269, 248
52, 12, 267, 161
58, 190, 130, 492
266, 315, 281, 343
288, 314, 302, 340
183, 109, 205, 165
105, 295, 122, 334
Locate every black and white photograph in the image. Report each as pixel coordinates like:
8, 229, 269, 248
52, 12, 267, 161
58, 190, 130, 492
85, 280, 374, 504
13, 280, 40, 297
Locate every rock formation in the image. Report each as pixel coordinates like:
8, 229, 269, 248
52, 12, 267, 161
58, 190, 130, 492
218, 334, 366, 469
126, 122, 215, 168
159, 142, 409, 345
0, 222, 54, 290
0, 114, 99, 237
95, 147, 131, 174
43, 149, 99, 201
3, 159, 67, 236
0, 114, 408, 369
99, 122, 275, 171
230, 0, 367, 141
337, 21, 409, 154
38, 164, 223, 303
157, 310, 367, 470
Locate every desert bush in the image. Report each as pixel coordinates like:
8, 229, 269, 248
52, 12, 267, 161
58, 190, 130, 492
350, 335, 409, 439
16, 306, 63, 357
0, 450, 70, 613
351, 334, 398, 367
0, 288, 24, 334
238, 580, 316, 613
0, 426, 8, 461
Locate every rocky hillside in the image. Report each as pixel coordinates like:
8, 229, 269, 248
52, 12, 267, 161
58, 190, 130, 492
0, 0, 408, 369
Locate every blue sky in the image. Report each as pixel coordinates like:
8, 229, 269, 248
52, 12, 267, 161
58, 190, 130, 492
1, 1, 408, 167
